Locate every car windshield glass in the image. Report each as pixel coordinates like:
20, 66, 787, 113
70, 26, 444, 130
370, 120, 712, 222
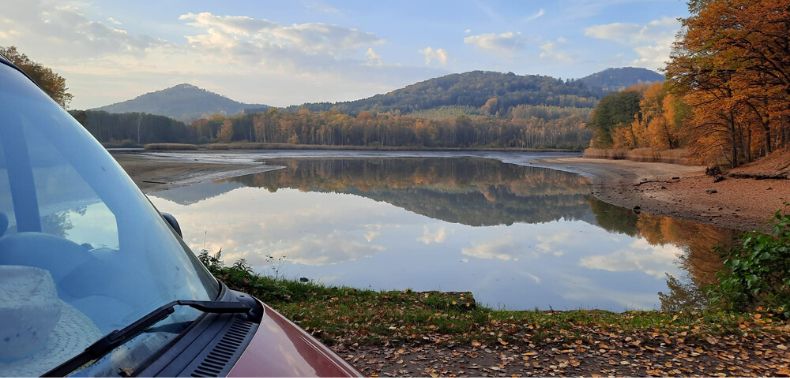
0, 63, 219, 376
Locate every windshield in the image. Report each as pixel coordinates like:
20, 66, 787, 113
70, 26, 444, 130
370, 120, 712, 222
0, 63, 219, 376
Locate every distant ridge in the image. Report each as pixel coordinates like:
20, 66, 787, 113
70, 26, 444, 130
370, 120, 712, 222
93, 67, 662, 122
290, 67, 664, 115
578, 67, 664, 93
290, 71, 599, 115
94, 83, 267, 122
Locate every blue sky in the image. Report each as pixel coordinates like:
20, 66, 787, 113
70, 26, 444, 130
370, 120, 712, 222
1, 0, 689, 109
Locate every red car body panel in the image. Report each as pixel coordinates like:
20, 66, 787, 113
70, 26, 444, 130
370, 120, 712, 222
228, 302, 359, 377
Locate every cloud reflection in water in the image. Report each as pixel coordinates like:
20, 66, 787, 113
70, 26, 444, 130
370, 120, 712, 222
149, 157, 730, 311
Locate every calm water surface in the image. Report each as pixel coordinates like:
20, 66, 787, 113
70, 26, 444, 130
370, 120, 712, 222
149, 154, 733, 311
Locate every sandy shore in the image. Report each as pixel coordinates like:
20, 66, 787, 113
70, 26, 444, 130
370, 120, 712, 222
536, 157, 789, 232
112, 153, 282, 192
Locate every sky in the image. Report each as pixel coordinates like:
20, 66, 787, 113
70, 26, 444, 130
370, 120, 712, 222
1, 0, 689, 109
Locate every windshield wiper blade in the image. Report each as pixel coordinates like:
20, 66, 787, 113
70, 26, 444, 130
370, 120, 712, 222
44, 300, 251, 377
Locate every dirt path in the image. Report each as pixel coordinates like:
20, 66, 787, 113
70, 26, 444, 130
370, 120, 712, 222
334, 332, 790, 377
535, 157, 789, 232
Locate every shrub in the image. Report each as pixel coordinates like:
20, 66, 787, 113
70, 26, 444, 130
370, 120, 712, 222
710, 207, 790, 316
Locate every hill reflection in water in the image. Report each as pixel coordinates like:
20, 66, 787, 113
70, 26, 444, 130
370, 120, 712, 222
150, 157, 733, 311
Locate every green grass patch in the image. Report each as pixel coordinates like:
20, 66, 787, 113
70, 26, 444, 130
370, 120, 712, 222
199, 251, 780, 348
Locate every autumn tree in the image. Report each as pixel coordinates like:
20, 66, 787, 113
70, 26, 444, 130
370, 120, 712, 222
587, 90, 642, 148
1, 46, 73, 107
627, 83, 689, 150
667, 0, 789, 166
217, 120, 234, 142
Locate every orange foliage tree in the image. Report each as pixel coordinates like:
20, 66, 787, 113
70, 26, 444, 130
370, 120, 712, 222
667, 0, 789, 167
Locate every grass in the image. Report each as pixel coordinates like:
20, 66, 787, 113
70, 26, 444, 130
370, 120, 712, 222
201, 253, 775, 348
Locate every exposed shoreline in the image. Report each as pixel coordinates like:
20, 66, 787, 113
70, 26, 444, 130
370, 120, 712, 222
111, 152, 283, 192
534, 157, 788, 232
113, 150, 788, 232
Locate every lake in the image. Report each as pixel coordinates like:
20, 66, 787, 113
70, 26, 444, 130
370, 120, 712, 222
148, 152, 733, 311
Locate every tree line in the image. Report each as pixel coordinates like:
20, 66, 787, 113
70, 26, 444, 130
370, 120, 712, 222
69, 110, 196, 146
66, 107, 591, 150
191, 108, 591, 149
588, 0, 789, 167
588, 82, 689, 151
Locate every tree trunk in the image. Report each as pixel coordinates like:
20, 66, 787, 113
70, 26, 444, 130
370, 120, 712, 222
729, 110, 739, 168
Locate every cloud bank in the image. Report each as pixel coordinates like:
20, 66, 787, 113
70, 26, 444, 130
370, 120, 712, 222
585, 17, 680, 70
464, 32, 526, 54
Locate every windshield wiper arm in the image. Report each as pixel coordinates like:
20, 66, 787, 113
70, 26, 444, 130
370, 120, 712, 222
44, 300, 251, 377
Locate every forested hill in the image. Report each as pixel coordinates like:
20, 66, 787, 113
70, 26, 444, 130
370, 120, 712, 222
94, 83, 267, 122
290, 71, 598, 115
289, 68, 662, 116
579, 67, 663, 93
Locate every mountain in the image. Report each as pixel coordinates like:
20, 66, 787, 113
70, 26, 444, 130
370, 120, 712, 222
94, 84, 267, 122
291, 68, 662, 117
578, 67, 664, 93
290, 71, 599, 116
94, 67, 661, 123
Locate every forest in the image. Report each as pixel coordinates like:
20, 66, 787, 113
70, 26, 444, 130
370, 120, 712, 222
587, 0, 789, 167
71, 107, 591, 149
290, 71, 599, 115
190, 108, 591, 149
69, 110, 196, 145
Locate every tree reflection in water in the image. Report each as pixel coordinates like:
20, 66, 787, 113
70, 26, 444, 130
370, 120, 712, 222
153, 157, 736, 310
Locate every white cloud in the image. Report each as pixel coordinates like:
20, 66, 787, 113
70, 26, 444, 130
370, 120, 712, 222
523, 271, 542, 284
418, 225, 447, 245
524, 8, 545, 22
1, 1, 443, 109
303, 0, 341, 15
539, 41, 571, 63
584, 17, 680, 70
558, 274, 661, 310
0, 0, 165, 59
268, 233, 385, 265
535, 231, 570, 256
365, 47, 382, 66
152, 188, 398, 267
579, 238, 684, 279
179, 12, 383, 58
364, 224, 382, 241
462, 238, 517, 261
420, 46, 448, 66
464, 32, 526, 54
